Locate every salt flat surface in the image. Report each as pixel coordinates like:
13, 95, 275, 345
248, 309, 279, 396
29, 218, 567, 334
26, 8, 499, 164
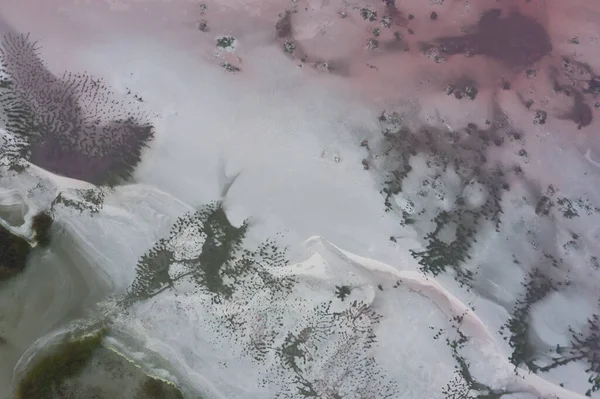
0, 1, 600, 398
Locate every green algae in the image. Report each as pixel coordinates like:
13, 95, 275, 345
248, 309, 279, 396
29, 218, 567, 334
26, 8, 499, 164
137, 377, 185, 399
15, 327, 200, 399
15, 328, 109, 399
0, 210, 53, 281
216, 36, 235, 49
31, 211, 53, 247
0, 223, 30, 282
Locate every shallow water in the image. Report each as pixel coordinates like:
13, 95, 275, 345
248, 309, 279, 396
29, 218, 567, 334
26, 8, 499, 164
0, 228, 112, 398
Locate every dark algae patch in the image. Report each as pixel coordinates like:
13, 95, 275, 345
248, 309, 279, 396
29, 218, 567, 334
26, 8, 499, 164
335, 285, 352, 301
368, 111, 506, 287
124, 201, 396, 398
15, 327, 196, 399
500, 269, 558, 371
221, 63, 241, 73
439, 314, 511, 399
0, 211, 54, 281
137, 377, 185, 399
362, 100, 600, 395
537, 306, 600, 397
0, 223, 30, 281
31, 211, 53, 247
128, 201, 250, 303
127, 200, 294, 305
216, 36, 235, 49
15, 328, 109, 399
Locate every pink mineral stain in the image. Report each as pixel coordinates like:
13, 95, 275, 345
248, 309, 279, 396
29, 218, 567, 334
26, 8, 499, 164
0, 1, 600, 398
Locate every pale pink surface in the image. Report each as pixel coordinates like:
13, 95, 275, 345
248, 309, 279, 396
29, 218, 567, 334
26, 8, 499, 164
1, 1, 600, 398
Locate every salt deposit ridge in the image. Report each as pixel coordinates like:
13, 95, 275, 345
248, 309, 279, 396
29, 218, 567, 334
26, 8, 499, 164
1, 0, 600, 398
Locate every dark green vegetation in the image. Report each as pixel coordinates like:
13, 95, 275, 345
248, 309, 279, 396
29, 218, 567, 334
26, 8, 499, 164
359, 7, 377, 22
502, 288, 600, 396
136, 377, 185, 399
364, 109, 600, 397
493, 186, 600, 395
221, 63, 241, 72
499, 269, 560, 370
334, 285, 352, 301
126, 201, 398, 398
15, 327, 196, 399
538, 309, 600, 397
0, 223, 30, 281
15, 328, 109, 399
31, 211, 53, 247
534, 185, 600, 220
438, 314, 512, 399
445, 82, 478, 100
368, 111, 505, 287
0, 76, 11, 88
265, 301, 396, 398
409, 210, 479, 287
127, 201, 294, 304
0, 210, 53, 281
283, 40, 296, 54
503, 283, 600, 397
216, 36, 235, 49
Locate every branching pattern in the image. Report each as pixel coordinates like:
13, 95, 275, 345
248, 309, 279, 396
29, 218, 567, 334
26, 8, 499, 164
127, 201, 397, 398
500, 269, 557, 370
365, 109, 600, 397
127, 201, 295, 304
538, 303, 600, 396
265, 300, 396, 399
0, 33, 154, 186
50, 188, 107, 214
367, 111, 507, 285
439, 314, 508, 399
